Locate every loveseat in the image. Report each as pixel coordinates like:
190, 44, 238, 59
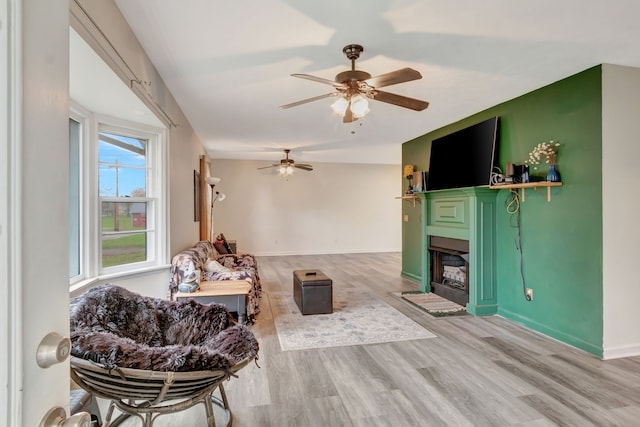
169, 240, 261, 323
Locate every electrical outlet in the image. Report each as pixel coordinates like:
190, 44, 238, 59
403, 214, 409, 222
525, 288, 534, 301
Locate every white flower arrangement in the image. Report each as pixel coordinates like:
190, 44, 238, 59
525, 140, 560, 170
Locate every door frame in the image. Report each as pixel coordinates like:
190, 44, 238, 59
1, 0, 23, 425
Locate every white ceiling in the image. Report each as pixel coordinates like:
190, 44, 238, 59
93, 0, 640, 165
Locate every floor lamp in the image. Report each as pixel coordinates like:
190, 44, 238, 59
206, 176, 226, 241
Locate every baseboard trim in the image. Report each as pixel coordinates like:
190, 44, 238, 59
602, 343, 640, 360
253, 248, 401, 257
498, 307, 603, 358
401, 271, 421, 282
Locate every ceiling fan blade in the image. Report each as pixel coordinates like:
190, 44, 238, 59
291, 73, 344, 88
343, 99, 355, 123
279, 92, 339, 109
257, 164, 280, 170
370, 90, 429, 111
365, 68, 422, 89
295, 164, 313, 171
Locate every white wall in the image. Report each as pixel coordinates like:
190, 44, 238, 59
601, 64, 640, 358
210, 159, 401, 255
166, 126, 209, 254
69, 270, 170, 300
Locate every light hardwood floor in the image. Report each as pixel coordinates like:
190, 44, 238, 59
104, 253, 640, 426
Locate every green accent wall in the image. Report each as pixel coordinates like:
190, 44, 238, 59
401, 143, 429, 282
402, 66, 604, 357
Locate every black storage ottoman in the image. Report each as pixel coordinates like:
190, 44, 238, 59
293, 270, 333, 315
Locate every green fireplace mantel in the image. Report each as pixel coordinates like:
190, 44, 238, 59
417, 187, 498, 315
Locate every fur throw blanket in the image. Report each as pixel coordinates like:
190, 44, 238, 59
70, 284, 259, 372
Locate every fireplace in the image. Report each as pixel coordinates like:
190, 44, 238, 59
419, 187, 498, 315
429, 236, 469, 306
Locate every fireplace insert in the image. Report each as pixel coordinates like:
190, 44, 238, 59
429, 236, 469, 306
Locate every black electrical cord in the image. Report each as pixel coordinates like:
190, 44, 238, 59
505, 190, 530, 301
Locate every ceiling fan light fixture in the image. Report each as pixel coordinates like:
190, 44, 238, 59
279, 165, 294, 175
330, 96, 348, 115
350, 94, 370, 118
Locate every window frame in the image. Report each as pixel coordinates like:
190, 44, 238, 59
69, 103, 90, 286
69, 116, 83, 282
69, 104, 168, 288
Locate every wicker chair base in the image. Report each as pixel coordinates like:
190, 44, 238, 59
71, 356, 251, 427
104, 391, 230, 427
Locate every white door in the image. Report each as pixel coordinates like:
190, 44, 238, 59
1, 0, 10, 423
2, 1, 73, 426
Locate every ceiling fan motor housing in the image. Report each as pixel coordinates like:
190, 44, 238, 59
335, 70, 371, 84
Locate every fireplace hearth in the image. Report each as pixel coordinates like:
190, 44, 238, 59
429, 236, 469, 306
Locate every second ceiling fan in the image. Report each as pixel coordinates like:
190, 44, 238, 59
257, 149, 313, 175
279, 44, 429, 123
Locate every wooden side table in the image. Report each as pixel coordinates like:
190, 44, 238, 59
175, 280, 252, 324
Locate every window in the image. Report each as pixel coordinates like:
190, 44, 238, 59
99, 130, 152, 269
69, 108, 167, 285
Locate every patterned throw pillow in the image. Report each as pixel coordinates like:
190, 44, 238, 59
213, 243, 228, 255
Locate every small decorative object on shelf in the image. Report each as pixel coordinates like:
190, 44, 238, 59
525, 140, 561, 182
404, 164, 415, 194
521, 164, 530, 183
546, 164, 560, 182
412, 170, 427, 192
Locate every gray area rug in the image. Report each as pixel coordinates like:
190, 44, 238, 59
269, 287, 437, 351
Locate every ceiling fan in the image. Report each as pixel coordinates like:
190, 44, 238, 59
257, 149, 313, 175
279, 44, 429, 123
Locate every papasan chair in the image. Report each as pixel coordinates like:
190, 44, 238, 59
69, 284, 259, 427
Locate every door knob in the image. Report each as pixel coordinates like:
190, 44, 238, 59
40, 407, 91, 427
36, 332, 71, 368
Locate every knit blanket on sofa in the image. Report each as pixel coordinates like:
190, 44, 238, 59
70, 284, 259, 372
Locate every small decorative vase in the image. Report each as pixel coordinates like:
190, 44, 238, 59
546, 164, 560, 182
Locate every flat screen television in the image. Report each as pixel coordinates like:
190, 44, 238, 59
426, 116, 499, 191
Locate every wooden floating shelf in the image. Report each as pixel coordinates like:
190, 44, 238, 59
489, 181, 562, 202
395, 195, 420, 206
